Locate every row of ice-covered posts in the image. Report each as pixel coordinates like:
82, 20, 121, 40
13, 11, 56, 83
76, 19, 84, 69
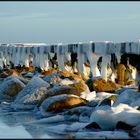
0, 41, 140, 81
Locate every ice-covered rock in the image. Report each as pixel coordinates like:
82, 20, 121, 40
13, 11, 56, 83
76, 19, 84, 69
129, 125, 140, 138
37, 85, 84, 107
116, 121, 135, 130
113, 88, 140, 107
59, 70, 83, 81
40, 94, 88, 116
11, 86, 49, 110
90, 103, 140, 130
41, 68, 57, 76
69, 80, 90, 93
43, 73, 62, 84
59, 78, 76, 86
80, 91, 96, 102
0, 76, 25, 101
92, 78, 118, 92
11, 76, 50, 110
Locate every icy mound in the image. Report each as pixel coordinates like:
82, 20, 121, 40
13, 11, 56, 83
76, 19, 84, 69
113, 88, 140, 107
11, 76, 50, 110
0, 76, 25, 102
90, 103, 140, 130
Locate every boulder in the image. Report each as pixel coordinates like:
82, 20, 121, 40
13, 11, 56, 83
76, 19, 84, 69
116, 63, 126, 85
69, 80, 90, 93
40, 94, 88, 115
37, 85, 84, 107
0, 76, 25, 101
43, 73, 62, 84
11, 76, 50, 110
41, 68, 57, 76
6, 69, 22, 77
59, 70, 83, 81
90, 103, 140, 130
11, 86, 48, 110
129, 125, 140, 138
0, 72, 9, 78
116, 121, 135, 130
92, 79, 118, 92
113, 88, 140, 107
85, 122, 101, 129
97, 94, 118, 107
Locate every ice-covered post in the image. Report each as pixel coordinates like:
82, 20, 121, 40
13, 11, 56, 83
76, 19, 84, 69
83, 42, 100, 77
38, 45, 49, 70
94, 42, 111, 81
77, 42, 86, 75
57, 43, 65, 71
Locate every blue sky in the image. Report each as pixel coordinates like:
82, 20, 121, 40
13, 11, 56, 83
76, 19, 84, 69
0, 2, 140, 44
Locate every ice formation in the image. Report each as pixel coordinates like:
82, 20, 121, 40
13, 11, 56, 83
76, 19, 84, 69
0, 40, 140, 83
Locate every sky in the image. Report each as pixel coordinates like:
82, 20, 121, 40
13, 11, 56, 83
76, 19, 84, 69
0, 2, 140, 44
